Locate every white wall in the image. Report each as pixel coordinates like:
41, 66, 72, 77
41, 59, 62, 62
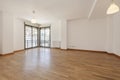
2, 12, 14, 54
106, 16, 114, 53
14, 18, 24, 51
112, 12, 120, 56
51, 21, 61, 48
0, 11, 2, 53
61, 20, 67, 49
105, 12, 120, 56
68, 18, 107, 51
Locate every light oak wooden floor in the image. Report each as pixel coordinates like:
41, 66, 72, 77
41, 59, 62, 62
0, 48, 120, 80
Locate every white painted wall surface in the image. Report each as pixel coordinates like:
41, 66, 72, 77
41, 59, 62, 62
61, 20, 67, 49
0, 11, 3, 53
68, 18, 107, 51
105, 12, 120, 56
113, 12, 120, 56
51, 21, 61, 48
106, 16, 114, 53
2, 12, 14, 54
14, 18, 24, 51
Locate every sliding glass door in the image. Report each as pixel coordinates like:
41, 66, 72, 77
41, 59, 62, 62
25, 26, 32, 48
40, 27, 50, 47
33, 27, 38, 47
25, 26, 38, 49
25, 25, 51, 49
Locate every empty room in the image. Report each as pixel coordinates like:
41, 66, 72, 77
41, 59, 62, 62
0, 0, 120, 80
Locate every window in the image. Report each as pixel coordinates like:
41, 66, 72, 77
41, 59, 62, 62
24, 24, 51, 49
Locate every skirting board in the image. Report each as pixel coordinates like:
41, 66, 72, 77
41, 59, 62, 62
0, 48, 120, 59
68, 48, 107, 53
14, 49, 25, 53
0, 49, 25, 56
68, 48, 120, 58
0, 52, 14, 56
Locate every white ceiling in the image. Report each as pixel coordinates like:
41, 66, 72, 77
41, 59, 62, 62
0, 0, 120, 23
90, 0, 120, 19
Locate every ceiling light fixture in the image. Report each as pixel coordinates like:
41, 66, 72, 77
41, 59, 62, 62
107, 0, 119, 15
31, 10, 37, 23
31, 18, 36, 23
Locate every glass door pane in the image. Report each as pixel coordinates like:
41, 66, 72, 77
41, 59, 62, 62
33, 27, 38, 47
40, 28, 45, 47
25, 26, 32, 48
40, 27, 50, 47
